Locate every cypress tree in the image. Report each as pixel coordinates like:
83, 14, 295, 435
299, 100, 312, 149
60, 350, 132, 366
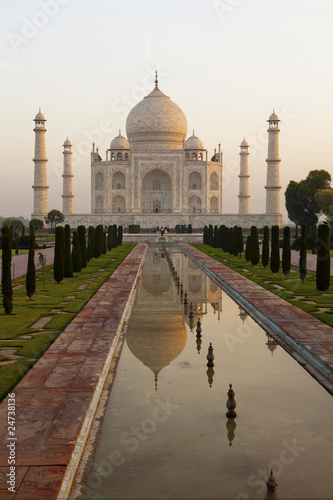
21, 225, 25, 237
299, 223, 307, 282
103, 231, 107, 254
221, 225, 226, 251
203, 226, 209, 245
262, 226, 269, 268
1, 222, 13, 314
270, 225, 280, 273
213, 225, 218, 248
237, 227, 243, 257
208, 225, 213, 247
118, 225, 123, 246
26, 227, 36, 300
64, 224, 73, 278
78, 225, 87, 268
282, 226, 291, 277
245, 236, 251, 262
54, 226, 65, 284
107, 225, 112, 251
310, 225, 317, 248
94, 225, 103, 258
87, 226, 95, 260
233, 225, 239, 257
113, 225, 118, 248
218, 226, 223, 249
72, 230, 82, 272
229, 227, 234, 255
316, 224, 330, 291
250, 226, 260, 265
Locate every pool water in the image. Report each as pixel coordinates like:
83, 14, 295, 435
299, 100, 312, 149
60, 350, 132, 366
84, 246, 333, 499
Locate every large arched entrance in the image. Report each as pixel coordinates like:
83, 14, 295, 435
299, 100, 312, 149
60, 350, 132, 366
142, 169, 172, 214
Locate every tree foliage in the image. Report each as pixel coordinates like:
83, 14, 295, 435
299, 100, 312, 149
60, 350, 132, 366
316, 224, 331, 291
262, 226, 269, 268
250, 226, 260, 265
270, 225, 280, 273
315, 188, 333, 224
285, 170, 331, 228
26, 227, 36, 299
78, 226, 87, 268
72, 231, 82, 272
117, 225, 123, 246
282, 226, 291, 277
64, 224, 73, 278
45, 209, 65, 230
299, 223, 307, 282
54, 226, 65, 284
29, 218, 44, 229
1, 222, 13, 314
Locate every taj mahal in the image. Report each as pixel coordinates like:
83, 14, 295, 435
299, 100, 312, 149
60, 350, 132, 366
31, 73, 282, 229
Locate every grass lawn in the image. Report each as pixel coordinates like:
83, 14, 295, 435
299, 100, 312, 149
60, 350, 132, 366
0, 244, 135, 402
193, 245, 333, 327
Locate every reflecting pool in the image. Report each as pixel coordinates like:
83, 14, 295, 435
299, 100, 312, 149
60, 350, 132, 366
85, 246, 333, 499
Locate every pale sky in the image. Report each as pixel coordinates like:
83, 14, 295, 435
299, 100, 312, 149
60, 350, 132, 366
0, 0, 332, 222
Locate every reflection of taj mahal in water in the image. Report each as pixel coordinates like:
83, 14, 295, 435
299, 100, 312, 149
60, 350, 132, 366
32, 73, 282, 228
126, 248, 277, 389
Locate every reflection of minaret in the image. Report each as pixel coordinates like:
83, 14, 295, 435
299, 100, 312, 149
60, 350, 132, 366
265, 111, 281, 214
62, 138, 74, 215
226, 419, 237, 447
266, 334, 278, 356
32, 110, 48, 221
238, 138, 250, 215
238, 306, 248, 323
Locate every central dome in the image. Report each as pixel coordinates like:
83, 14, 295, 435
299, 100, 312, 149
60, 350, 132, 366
126, 86, 188, 151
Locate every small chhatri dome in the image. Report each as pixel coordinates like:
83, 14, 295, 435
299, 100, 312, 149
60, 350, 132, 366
63, 137, 72, 146
268, 110, 280, 121
240, 138, 249, 147
185, 131, 204, 150
35, 109, 46, 121
110, 131, 130, 150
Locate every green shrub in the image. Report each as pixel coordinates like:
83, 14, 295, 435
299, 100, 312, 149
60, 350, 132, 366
94, 225, 104, 258
245, 236, 251, 262
117, 226, 123, 246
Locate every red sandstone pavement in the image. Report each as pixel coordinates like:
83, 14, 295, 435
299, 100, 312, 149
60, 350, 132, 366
0, 244, 147, 500
181, 244, 333, 388
0, 248, 55, 281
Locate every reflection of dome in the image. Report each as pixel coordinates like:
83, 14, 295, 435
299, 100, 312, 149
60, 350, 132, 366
127, 313, 187, 389
126, 85, 188, 150
185, 132, 204, 150
266, 335, 278, 356
110, 132, 130, 150
239, 307, 248, 323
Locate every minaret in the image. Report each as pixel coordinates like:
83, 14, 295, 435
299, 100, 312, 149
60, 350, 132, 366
265, 111, 281, 214
62, 138, 74, 215
238, 138, 250, 214
32, 109, 48, 220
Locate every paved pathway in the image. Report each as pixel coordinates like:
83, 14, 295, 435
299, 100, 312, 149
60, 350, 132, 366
0, 244, 147, 500
182, 244, 333, 391
290, 249, 333, 275
0, 248, 55, 281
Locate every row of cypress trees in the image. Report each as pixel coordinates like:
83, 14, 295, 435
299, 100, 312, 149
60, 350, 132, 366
54, 224, 123, 284
204, 223, 331, 290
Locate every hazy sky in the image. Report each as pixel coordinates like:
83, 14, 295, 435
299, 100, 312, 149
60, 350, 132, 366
0, 0, 332, 222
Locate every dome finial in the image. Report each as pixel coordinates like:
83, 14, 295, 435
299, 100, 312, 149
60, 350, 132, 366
119, 129, 121, 135
155, 70, 158, 88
